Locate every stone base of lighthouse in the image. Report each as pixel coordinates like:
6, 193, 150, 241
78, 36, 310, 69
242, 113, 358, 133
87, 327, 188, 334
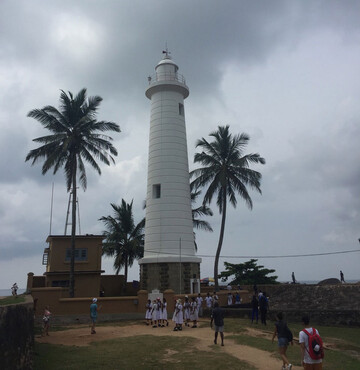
139, 261, 201, 294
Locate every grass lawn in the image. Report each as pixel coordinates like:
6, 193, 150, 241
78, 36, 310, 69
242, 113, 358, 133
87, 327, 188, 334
227, 318, 360, 370
34, 336, 255, 370
0, 295, 25, 305
33, 318, 360, 370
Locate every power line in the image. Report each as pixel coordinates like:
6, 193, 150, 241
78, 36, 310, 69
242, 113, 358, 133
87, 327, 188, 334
143, 248, 360, 259
198, 249, 360, 259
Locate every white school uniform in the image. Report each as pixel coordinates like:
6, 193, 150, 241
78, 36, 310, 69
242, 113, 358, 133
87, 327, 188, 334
175, 303, 184, 325
184, 301, 191, 320
151, 302, 158, 321
190, 301, 198, 321
145, 303, 152, 320
172, 303, 178, 322
161, 302, 168, 321
205, 296, 213, 308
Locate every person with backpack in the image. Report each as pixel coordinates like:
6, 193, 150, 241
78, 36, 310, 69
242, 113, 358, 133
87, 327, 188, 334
272, 312, 293, 370
299, 315, 324, 369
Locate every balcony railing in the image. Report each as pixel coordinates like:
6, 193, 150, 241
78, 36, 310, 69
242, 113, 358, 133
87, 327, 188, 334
148, 72, 187, 86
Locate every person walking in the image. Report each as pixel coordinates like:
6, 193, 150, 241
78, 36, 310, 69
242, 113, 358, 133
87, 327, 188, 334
190, 296, 198, 328
340, 270, 345, 283
272, 312, 293, 370
90, 298, 100, 334
251, 295, 259, 324
196, 293, 203, 317
11, 283, 18, 297
299, 315, 323, 370
259, 292, 268, 325
210, 301, 224, 346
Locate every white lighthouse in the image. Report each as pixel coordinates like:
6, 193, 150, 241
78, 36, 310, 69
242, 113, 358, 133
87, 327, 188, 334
139, 51, 201, 294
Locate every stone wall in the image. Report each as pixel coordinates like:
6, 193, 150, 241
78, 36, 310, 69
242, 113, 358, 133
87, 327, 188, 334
0, 295, 34, 370
140, 262, 200, 293
241, 284, 360, 326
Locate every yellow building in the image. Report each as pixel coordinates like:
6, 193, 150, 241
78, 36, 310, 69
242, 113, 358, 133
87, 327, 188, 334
42, 234, 105, 297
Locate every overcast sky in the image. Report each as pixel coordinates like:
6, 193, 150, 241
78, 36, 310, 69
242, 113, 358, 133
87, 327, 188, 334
1, 0, 359, 290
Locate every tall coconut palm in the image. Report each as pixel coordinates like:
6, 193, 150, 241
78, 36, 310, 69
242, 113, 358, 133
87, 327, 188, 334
190, 125, 265, 290
100, 200, 145, 290
25, 88, 120, 297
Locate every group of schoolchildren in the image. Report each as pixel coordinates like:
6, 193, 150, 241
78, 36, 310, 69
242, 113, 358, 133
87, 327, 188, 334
146, 295, 202, 331
145, 297, 169, 327
145, 292, 222, 331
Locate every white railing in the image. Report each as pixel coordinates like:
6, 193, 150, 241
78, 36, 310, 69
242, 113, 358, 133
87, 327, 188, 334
148, 72, 187, 86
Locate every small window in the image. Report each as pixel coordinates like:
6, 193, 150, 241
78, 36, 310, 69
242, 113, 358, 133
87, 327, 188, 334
65, 248, 88, 261
153, 184, 161, 199
179, 103, 184, 116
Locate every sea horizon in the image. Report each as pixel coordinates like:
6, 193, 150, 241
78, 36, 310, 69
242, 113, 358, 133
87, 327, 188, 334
1, 279, 359, 297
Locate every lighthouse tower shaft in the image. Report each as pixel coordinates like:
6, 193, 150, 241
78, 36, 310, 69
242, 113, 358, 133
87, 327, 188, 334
139, 54, 201, 294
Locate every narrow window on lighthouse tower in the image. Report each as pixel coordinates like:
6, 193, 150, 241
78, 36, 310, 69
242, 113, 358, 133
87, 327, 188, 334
153, 184, 161, 199
179, 103, 184, 116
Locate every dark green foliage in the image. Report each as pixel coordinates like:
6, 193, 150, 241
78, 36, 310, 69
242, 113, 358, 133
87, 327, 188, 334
25, 89, 120, 297
190, 125, 265, 290
100, 200, 145, 285
219, 259, 278, 285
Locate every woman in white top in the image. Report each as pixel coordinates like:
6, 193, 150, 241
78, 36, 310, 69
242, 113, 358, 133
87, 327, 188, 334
145, 299, 152, 325
151, 300, 158, 328
183, 296, 191, 326
161, 298, 168, 327
190, 297, 198, 327
205, 293, 213, 308
174, 299, 184, 331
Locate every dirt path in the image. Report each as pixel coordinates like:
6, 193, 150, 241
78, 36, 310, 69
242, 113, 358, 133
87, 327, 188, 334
36, 322, 302, 370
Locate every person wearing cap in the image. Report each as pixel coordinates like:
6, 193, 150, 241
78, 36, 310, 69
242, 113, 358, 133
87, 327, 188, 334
90, 298, 99, 334
174, 299, 184, 331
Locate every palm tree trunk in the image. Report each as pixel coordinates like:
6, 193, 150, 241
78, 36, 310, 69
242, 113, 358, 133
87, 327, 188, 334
123, 258, 128, 295
69, 160, 77, 298
214, 188, 227, 291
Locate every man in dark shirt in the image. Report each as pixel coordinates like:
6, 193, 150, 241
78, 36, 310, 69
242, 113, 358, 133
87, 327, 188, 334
210, 301, 224, 346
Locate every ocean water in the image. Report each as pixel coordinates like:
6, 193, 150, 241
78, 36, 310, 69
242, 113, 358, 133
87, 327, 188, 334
0, 288, 26, 297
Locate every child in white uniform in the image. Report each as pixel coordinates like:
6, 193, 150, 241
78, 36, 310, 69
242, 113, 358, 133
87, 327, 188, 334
145, 299, 152, 325
174, 299, 184, 331
161, 298, 168, 327
184, 296, 191, 327
190, 297, 198, 327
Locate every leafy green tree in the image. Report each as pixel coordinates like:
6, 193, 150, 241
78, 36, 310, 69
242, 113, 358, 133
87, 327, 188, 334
25, 88, 120, 297
100, 200, 145, 290
191, 189, 213, 232
219, 259, 278, 285
190, 125, 265, 290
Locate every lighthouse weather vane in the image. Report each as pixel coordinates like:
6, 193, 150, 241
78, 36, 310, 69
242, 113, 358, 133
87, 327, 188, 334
162, 43, 171, 58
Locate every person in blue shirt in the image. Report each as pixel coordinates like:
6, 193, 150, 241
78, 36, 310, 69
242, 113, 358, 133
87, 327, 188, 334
90, 298, 100, 334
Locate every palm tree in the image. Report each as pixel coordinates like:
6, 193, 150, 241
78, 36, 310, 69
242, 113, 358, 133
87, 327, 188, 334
25, 88, 120, 297
191, 189, 213, 232
190, 125, 265, 290
100, 200, 145, 291
191, 189, 213, 251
